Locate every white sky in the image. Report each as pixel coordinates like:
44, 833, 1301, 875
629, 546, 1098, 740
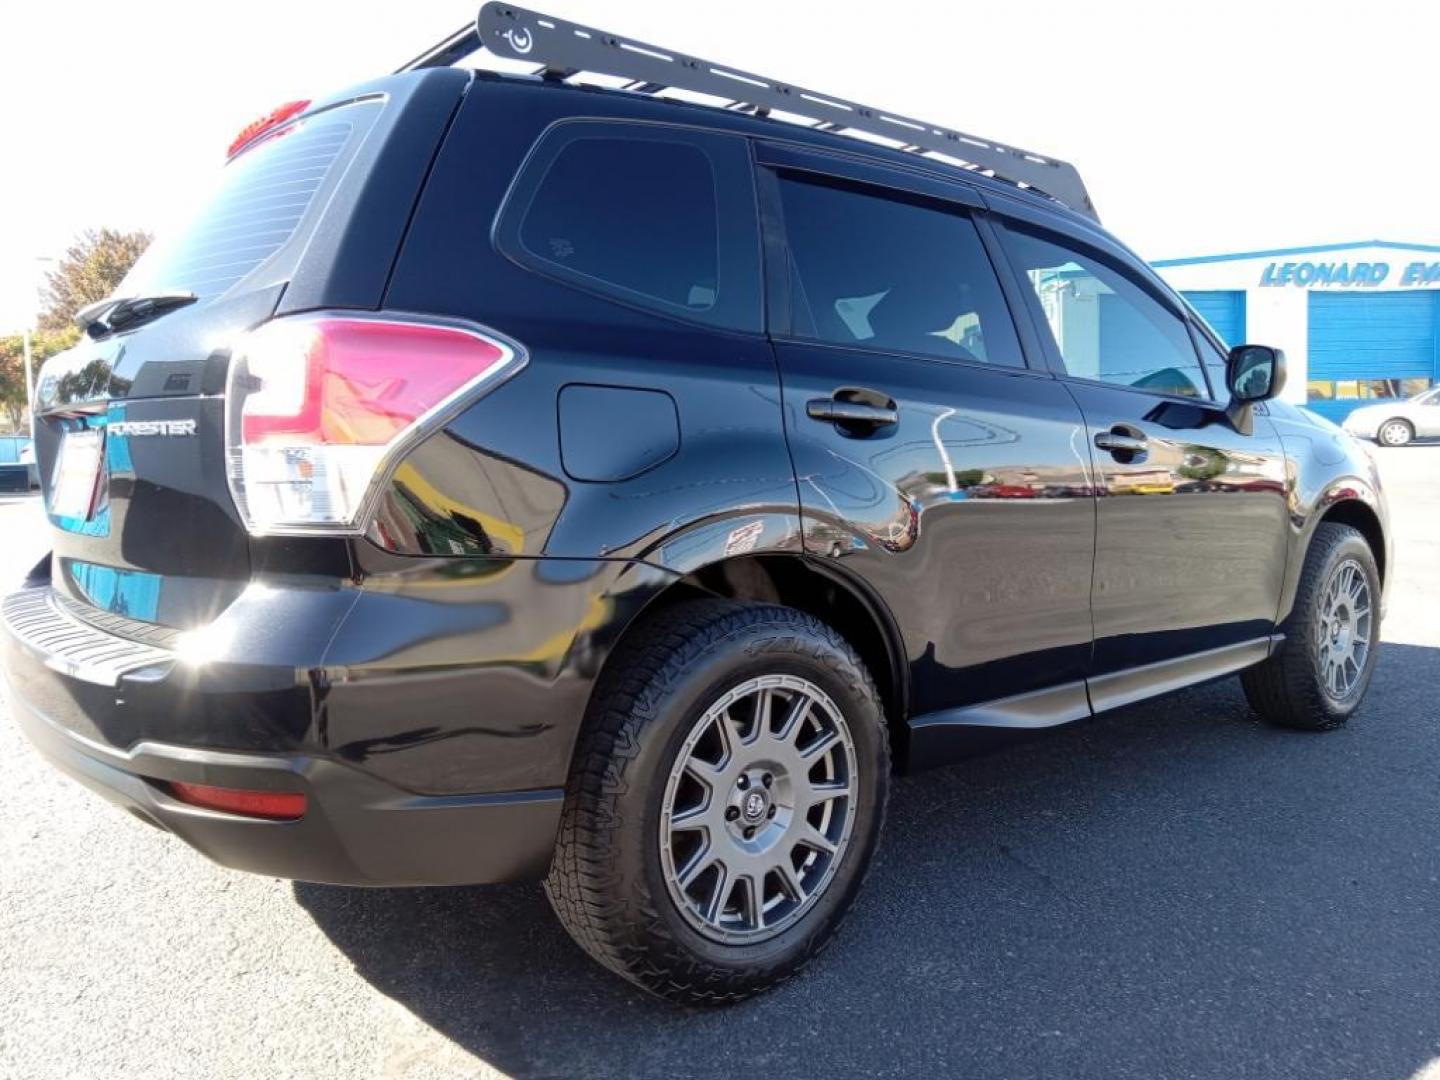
1, 0, 1436, 330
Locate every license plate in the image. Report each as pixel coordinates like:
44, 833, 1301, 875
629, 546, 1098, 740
49, 429, 106, 520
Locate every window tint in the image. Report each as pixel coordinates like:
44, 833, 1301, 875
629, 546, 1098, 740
1004, 227, 1205, 397
775, 174, 1023, 368
517, 136, 719, 313
121, 110, 368, 301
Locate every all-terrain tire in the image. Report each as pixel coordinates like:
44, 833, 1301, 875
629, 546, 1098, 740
544, 599, 890, 1005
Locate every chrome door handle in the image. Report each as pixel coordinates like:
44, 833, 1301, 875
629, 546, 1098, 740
1094, 431, 1147, 454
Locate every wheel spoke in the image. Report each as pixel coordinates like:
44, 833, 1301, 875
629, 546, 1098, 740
677, 845, 713, 890
738, 873, 762, 930
796, 823, 838, 856
684, 756, 724, 788
799, 727, 840, 762
714, 707, 737, 764
773, 856, 805, 902
747, 688, 775, 745
801, 779, 850, 813
669, 799, 713, 832
772, 692, 811, 744
700, 860, 730, 923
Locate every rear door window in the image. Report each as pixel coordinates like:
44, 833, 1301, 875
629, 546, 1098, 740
496, 122, 760, 331
120, 100, 380, 302
773, 173, 1024, 368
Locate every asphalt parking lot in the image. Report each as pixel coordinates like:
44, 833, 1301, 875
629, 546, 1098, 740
1, 446, 1437, 1080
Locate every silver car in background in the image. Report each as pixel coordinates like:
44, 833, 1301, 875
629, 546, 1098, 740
1343, 386, 1440, 445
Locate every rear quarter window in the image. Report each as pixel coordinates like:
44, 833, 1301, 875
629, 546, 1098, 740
495, 121, 761, 332
119, 100, 379, 302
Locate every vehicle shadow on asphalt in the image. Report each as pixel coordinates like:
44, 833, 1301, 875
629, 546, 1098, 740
295, 642, 1440, 1080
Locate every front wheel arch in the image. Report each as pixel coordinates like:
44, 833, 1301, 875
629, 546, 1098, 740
1316, 498, 1387, 586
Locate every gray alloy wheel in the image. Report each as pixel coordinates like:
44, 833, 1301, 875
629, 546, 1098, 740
659, 674, 858, 944
1378, 419, 1414, 446
1315, 558, 1373, 701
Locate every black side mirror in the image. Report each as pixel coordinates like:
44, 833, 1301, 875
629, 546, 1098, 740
1224, 344, 1286, 434
1228, 345, 1285, 402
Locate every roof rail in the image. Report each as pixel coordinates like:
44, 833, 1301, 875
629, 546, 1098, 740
398, 3, 1098, 221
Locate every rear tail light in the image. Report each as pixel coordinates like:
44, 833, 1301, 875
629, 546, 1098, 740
167, 781, 307, 821
225, 314, 524, 535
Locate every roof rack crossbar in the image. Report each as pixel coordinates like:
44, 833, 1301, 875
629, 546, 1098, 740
398, 3, 1098, 220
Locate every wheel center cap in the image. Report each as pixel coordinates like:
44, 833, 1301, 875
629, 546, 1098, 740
741, 788, 769, 822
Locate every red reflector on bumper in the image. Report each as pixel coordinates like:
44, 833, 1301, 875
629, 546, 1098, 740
167, 781, 307, 821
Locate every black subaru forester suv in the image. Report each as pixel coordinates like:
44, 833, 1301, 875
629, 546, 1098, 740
3, 5, 1389, 1004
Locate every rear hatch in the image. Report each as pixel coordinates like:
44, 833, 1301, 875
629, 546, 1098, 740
29, 69, 468, 637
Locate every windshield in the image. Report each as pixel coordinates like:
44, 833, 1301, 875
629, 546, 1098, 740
118, 100, 379, 303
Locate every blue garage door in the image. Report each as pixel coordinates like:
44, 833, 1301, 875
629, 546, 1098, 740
1183, 290, 1246, 346
1307, 292, 1439, 422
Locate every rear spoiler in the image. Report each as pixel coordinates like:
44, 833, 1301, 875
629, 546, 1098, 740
397, 2, 1099, 221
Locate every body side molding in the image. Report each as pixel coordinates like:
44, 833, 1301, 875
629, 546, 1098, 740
905, 635, 1282, 771
1087, 636, 1279, 715
906, 680, 1091, 770
911, 680, 1091, 733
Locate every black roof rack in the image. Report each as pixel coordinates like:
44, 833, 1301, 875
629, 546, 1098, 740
398, 3, 1098, 221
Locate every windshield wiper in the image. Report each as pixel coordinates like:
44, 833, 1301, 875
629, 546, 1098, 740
76, 291, 197, 337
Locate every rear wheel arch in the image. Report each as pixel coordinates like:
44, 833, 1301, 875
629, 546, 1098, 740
597, 554, 910, 767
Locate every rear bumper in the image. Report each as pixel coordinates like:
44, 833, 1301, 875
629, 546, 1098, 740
2, 584, 562, 886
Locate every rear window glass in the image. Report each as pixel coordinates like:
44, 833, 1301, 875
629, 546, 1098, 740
120, 107, 369, 301
514, 136, 720, 313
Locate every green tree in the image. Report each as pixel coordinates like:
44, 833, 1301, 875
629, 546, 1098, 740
0, 327, 80, 434
37, 228, 152, 333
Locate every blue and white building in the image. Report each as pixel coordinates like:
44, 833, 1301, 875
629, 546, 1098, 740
1152, 240, 1440, 423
